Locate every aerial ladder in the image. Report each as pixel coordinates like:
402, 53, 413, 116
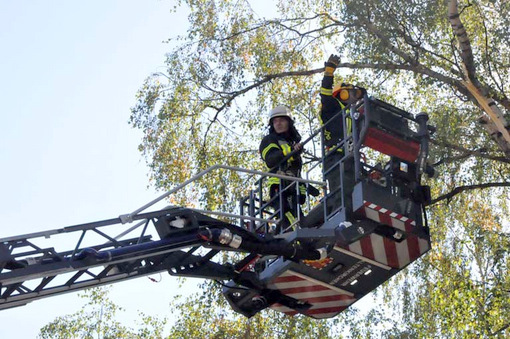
0, 94, 435, 319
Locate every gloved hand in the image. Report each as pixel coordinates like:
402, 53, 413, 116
306, 184, 321, 197
293, 142, 303, 154
325, 54, 340, 69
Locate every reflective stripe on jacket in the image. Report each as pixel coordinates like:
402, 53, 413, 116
320, 74, 352, 149
259, 133, 302, 186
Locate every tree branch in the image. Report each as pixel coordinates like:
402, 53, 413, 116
430, 182, 510, 205
430, 139, 510, 165
357, 16, 476, 102
489, 322, 510, 336
448, 0, 510, 155
448, 0, 477, 82
200, 67, 327, 152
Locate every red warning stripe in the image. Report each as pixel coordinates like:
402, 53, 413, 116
305, 305, 348, 316
349, 200, 429, 268
270, 271, 358, 319
278, 284, 329, 295
303, 294, 354, 304
360, 236, 375, 261
382, 237, 399, 268
362, 200, 416, 228
274, 275, 306, 284
378, 209, 394, 227
405, 223, 421, 261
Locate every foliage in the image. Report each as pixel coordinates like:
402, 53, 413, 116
128, 0, 510, 337
38, 287, 167, 339
167, 280, 339, 339
379, 192, 510, 338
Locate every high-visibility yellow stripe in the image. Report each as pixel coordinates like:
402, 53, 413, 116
285, 211, 296, 224
261, 143, 280, 160
281, 143, 291, 156
335, 98, 346, 110
324, 67, 335, 75
318, 114, 324, 125
267, 177, 280, 185
320, 87, 333, 96
346, 116, 352, 136
279, 142, 296, 162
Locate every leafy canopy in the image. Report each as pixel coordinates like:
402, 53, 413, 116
128, 0, 510, 337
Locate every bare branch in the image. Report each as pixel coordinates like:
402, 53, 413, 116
200, 67, 327, 151
489, 322, 510, 336
356, 16, 474, 99
197, 59, 487, 155
430, 139, 510, 165
430, 182, 510, 205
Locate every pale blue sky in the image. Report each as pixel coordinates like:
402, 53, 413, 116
0, 1, 199, 337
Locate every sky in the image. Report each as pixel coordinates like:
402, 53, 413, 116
0, 1, 201, 337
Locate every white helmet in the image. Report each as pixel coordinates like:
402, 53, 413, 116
268, 105, 293, 125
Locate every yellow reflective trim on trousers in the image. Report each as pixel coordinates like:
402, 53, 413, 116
261, 143, 280, 160
285, 211, 296, 224
320, 87, 333, 96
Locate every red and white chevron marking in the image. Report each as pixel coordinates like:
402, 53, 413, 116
347, 200, 430, 268
361, 200, 416, 228
268, 270, 356, 319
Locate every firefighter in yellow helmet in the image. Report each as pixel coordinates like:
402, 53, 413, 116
259, 106, 306, 231
320, 54, 366, 216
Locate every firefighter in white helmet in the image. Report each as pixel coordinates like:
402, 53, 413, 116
259, 105, 305, 231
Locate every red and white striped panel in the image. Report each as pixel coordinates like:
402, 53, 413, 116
268, 270, 356, 319
348, 200, 430, 268
359, 200, 416, 228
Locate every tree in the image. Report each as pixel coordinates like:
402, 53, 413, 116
39, 287, 167, 339
167, 281, 339, 339
130, 0, 510, 337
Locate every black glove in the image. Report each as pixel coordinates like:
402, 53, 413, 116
325, 54, 340, 68
306, 184, 321, 197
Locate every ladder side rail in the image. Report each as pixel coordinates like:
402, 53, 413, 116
257, 175, 264, 228
352, 95, 371, 183
121, 165, 325, 224
304, 153, 323, 213
1, 247, 235, 311
0, 208, 187, 244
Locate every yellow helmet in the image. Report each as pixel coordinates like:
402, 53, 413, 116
333, 83, 364, 102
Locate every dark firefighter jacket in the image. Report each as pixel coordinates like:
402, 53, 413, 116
259, 132, 302, 186
319, 74, 351, 149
